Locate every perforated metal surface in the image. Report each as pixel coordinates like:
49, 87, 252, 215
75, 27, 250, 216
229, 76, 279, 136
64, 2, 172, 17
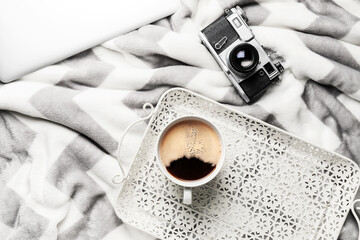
116, 88, 360, 240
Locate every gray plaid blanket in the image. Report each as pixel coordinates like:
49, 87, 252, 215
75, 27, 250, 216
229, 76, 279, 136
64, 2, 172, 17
1, 0, 360, 239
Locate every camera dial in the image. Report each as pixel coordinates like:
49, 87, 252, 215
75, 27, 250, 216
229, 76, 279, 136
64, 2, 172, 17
229, 44, 259, 73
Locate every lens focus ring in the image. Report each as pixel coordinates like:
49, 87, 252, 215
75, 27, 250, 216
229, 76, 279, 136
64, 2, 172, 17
229, 44, 259, 73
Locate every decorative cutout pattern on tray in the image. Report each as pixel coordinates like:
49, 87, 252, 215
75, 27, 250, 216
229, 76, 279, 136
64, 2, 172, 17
116, 88, 360, 240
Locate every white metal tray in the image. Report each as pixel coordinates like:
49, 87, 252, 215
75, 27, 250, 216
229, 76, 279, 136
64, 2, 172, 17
116, 88, 360, 240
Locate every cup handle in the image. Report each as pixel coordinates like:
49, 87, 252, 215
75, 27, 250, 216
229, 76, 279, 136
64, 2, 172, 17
183, 187, 192, 205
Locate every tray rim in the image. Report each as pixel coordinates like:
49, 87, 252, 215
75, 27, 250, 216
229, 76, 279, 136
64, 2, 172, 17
154, 88, 360, 172
116, 87, 360, 239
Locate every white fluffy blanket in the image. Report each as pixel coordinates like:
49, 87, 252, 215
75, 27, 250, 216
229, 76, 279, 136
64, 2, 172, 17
1, 0, 360, 239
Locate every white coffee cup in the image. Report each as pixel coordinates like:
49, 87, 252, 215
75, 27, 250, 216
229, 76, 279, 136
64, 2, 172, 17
156, 116, 225, 205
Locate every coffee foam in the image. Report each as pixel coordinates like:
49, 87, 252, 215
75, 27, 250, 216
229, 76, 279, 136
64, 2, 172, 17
159, 120, 222, 167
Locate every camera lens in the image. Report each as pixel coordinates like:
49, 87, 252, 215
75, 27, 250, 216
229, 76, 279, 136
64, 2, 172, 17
229, 44, 259, 73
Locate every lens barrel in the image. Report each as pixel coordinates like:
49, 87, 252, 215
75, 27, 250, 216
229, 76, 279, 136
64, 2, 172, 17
229, 44, 259, 73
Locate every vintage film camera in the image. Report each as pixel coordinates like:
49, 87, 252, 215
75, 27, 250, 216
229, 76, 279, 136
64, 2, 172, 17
200, 6, 284, 103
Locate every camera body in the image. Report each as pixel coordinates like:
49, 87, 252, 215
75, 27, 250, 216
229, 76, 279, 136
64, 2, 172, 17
200, 6, 283, 103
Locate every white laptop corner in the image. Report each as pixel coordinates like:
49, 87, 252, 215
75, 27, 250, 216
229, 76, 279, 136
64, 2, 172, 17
0, 0, 179, 82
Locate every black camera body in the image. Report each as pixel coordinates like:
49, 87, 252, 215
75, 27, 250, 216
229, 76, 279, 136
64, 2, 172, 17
200, 6, 283, 103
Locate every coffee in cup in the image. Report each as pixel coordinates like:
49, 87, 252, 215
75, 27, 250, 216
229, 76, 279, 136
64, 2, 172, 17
159, 119, 221, 180
157, 116, 224, 204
